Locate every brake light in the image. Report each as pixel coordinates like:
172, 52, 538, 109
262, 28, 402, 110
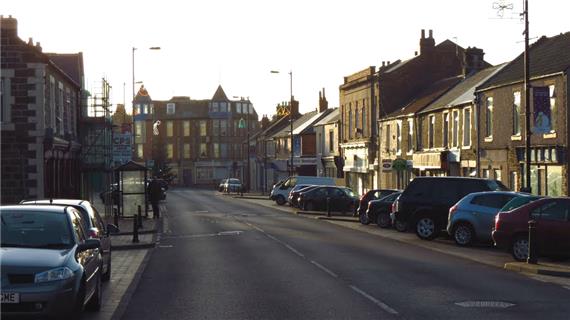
494, 214, 502, 231
391, 202, 396, 213
88, 229, 99, 238
449, 204, 458, 216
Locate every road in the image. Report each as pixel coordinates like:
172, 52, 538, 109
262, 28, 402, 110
121, 188, 570, 319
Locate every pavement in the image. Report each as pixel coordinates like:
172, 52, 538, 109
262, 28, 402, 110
83, 196, 165, 320
234, 192, 570, 283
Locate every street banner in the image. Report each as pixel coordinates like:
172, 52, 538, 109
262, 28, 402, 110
532, 86, 551, 134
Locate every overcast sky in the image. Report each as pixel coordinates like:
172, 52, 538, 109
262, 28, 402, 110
5, 0, 570, 118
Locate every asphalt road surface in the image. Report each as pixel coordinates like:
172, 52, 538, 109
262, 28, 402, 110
121, 188, 570, 319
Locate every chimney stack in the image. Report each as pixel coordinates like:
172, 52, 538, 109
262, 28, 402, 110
1, 15, 18, 38
463, 47, 485, 77
261, 115, 270, 129
419, 28, 435, 55
318, 88, 328, 112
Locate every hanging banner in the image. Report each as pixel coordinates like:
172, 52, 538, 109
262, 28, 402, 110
532, 86, 551, 134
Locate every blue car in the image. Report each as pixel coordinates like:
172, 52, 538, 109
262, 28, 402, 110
447, 191, 526, 246
1, 205, 103, 319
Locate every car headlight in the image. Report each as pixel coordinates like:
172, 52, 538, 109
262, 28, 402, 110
35, 267, 74, 283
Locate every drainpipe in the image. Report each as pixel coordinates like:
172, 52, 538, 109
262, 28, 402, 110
475, 94, 481, 178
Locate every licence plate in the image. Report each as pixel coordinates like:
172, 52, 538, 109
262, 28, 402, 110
1, 292, 20, 304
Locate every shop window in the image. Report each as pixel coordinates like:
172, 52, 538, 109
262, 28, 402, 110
547, 166, 562, 196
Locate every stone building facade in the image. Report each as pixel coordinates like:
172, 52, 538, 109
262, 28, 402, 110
475, 32, 570, 196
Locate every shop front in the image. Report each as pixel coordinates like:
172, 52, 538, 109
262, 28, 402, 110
516, 146, 567, 196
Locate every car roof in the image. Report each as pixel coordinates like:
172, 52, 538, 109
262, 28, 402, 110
21, 199, 88, 206
1, 204, 72, 214
466, 191, 525, 197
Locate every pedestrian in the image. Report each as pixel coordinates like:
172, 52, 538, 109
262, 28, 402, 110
147, 179, 162, 219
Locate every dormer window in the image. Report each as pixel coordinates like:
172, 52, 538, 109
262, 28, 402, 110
167, 103, 175, 115
220, 102, 227, 112
212, 102, 219, 112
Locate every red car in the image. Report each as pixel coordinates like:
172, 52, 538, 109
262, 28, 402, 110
492, 197, 570, 261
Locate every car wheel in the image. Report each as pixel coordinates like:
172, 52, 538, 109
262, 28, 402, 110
376, 211, 392, 228
276, 195, 286, 206
511, 235, 529, 262
394, 219, 408, 232
102, 252, 111, 282
359, 212, 370, 225
68, 282, 86, 320
416, 216, 438, 240
453, 223, 475, 247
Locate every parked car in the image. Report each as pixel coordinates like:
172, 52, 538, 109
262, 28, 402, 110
365, 191, 403, 227
288, 184, 317, 208
499, 195, 544, 212
391, 177, 509, 240
218, 179, 228, 192
492, 197, 570, 261
270, 176, 335, 205
446, 191, 524, 246
1, 205, 103, 319
357, 189, 400, 224
20, 199, 119, 281
223, 178, 243, 193
298, 186, 358, 214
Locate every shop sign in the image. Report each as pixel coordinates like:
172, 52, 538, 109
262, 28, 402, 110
381, 159, 392, 171
392, 158, 407, 171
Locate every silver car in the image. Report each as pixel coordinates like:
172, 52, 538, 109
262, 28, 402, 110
447, 191, 525, 246
1, 205, 103, 319
20, 199, 119, 281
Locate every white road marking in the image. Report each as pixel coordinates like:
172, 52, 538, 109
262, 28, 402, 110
284, 244, 305, 257
455, 301, 515, 308
350, 285, 399, 315
310, 260, 338, 278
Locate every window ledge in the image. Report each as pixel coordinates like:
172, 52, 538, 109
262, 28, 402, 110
543, 132, 557, 139
484, 136, 493, 142
511, 135, 522, 141
461, 146, 472, 150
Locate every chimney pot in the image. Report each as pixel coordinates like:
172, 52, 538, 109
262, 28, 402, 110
421, 29, 425, 39
429, 29, 433, 38
415, 51, 418, 56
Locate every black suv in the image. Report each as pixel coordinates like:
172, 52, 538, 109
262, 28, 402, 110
391, 177, 508, 240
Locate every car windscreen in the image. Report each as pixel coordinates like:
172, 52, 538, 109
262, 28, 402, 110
381, 192, 402, 202
343, 188, 357, 198
500, 196, 542, 212
1, 210, 73, 249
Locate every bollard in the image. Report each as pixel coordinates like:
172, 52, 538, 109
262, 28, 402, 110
137, 205, 143, 229
113, 208, 119, 226
326, 197, 331, 217
132, 216, 139, 243
527, 219, 538, 264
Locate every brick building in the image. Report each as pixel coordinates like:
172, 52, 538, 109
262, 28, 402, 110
131, 85, 259, 187
1, 16, 84, 204
475, 32, 570, 196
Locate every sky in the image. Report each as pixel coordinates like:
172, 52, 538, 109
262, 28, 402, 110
4, 0, 570, 118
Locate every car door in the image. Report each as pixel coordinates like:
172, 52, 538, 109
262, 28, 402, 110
329, 188, 348, 211
532, 199, 570, 255
69, 210, 97, 296
90, 205, 110, 265
471, 194, 518, 238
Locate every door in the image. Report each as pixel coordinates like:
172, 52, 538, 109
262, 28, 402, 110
329, 188, 349, 212
532, 199, 570, 255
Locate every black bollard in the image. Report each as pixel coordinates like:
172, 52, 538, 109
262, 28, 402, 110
527, 219, 538, 264
137, 205, 143, 229
326, 197, 331, 217
113, 208, 119, 226
132, 216, 139, 243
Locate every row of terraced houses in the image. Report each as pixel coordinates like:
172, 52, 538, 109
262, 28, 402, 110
2, 15, 569, 205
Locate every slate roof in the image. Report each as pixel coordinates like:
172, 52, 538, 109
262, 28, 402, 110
314, 108, 339, 126
46, 53, 84, 86
384, 40, 465, 74
272, 111, 318, 138
479, 32, 570, 90
384, 76, 463, 120
212, 85, 229, 101
420, 63, 507, 114
293, 109, 333, 135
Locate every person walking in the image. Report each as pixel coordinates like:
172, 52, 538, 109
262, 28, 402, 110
148, 179, 163, 219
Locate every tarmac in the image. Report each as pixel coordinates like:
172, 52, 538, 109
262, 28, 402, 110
82, 190, 569, 319
231, 192, 570, 281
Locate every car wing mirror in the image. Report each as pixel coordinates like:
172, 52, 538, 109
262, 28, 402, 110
78, 238, 101, 252
107, 223, 120, 234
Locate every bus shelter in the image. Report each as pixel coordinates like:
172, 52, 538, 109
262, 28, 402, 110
115, 161, 148, 217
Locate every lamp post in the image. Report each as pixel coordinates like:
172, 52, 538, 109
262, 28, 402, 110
270, 70, 294, 176
131, 46, 160, 160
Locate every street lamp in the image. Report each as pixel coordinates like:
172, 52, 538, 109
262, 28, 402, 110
131, 46, 160, 161
270, 70, 294, 176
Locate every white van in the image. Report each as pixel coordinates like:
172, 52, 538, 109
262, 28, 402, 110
270, 176, 336, 205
